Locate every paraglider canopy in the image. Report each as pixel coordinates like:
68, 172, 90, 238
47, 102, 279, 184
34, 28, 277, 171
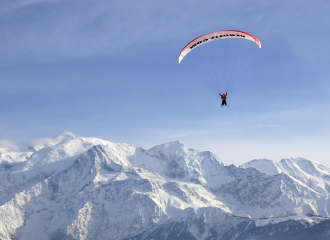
178, 30, 261, 95
178, 30, 261, 64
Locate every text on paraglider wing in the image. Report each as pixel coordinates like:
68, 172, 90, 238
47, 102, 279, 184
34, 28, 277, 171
190, 34, 246, 50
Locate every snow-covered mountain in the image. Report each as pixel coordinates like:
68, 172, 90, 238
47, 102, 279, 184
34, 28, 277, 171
0, 133, 330, 240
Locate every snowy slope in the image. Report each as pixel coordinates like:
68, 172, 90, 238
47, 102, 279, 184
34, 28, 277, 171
242, 158, 330, 217
0, 133, 121, 206
241, 157, 330, 194
0, 133, 329, 240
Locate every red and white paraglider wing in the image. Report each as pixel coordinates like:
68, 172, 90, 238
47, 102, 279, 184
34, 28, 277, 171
178, 30, 261, 64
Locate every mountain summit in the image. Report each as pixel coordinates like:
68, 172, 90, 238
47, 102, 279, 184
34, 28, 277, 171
0, 134, 330, 240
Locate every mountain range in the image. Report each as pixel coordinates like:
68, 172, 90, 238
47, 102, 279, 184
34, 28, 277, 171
0, 132, 330, 240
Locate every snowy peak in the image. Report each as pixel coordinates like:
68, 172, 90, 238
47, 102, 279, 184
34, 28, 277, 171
0, 136, 134, 206
218, 166, 327, 218
87, 144, 132, 173
28, 131, 76, 151
1, 133, 330, 240
0, 147, 31, 164
242, 157, 330, 179
23, 137, 110, 175
241, 157, 330, 201
135, 141, 225, 185
279, 157, 330, 178
145, 140, 187, 161
149, 140, 183, 150
241, 158, 282, 175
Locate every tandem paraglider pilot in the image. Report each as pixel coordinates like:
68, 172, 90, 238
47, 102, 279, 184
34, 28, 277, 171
219, 92, 228, 107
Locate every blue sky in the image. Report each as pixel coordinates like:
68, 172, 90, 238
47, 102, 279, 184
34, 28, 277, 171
1, 0, 330, 166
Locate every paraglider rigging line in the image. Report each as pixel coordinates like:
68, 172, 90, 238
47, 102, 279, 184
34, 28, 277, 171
206, 42, 220, 93
220, 39, 228, 93
227, 38, 240, 92
228, 43, 258, 93
185, 55, 214, 90
191, 49, 219, 91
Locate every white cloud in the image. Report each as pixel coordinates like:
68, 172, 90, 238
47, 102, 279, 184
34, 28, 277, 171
0, 140, 19, 151
0, 131, 75, 153
29, 131, 75, 148
0, 0, 60, 13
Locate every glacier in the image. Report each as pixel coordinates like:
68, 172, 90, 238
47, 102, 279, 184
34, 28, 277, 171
0, 132, 330, 240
